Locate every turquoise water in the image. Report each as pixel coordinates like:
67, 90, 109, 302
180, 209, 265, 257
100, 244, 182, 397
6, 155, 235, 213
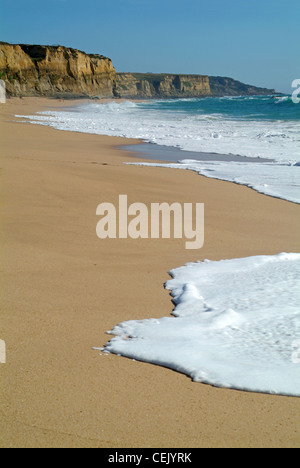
138, 95, 300, 122
16, 94, 300, 203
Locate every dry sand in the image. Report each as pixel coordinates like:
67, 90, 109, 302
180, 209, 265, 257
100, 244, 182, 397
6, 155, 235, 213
0, 97, 299, 448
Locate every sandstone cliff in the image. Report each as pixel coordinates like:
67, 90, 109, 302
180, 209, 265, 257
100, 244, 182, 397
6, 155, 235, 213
0, 42, 276, 99
117, 73, 275, 98
117, 73, 211, 98
0, 42, 117, 98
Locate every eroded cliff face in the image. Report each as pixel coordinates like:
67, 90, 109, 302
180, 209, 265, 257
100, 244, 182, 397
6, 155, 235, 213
0, 43, 117, 98
117, 73, 211, 98
116, 73, 275, 98
0, 42, 276, 99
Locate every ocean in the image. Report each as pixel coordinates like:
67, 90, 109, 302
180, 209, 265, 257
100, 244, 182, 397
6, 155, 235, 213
17, 94, 300, 203
16, 95, 300, 397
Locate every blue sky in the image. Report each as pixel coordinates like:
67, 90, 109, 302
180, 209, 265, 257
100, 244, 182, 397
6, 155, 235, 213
1, 0, 299, 93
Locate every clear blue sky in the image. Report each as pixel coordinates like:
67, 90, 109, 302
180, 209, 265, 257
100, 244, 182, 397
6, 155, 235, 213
1, 0, 299, 93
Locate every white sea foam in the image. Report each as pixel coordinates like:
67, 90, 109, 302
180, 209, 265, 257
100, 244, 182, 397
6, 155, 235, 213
128, 158, 300, 204
15, 101, 300, 162
104, 253, 300, 397
15, 98, 300, 204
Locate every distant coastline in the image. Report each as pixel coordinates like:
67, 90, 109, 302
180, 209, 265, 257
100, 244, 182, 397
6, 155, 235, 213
116, 72, 277, 99
0, 42, 278, 99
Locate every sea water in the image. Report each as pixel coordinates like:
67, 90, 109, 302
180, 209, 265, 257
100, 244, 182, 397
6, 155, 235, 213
16, 95, 300, 203
104, 254, 300, 397
15, 97, 300, 395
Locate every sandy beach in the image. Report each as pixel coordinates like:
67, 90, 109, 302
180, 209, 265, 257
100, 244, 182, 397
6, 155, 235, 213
0, 97, 300, 448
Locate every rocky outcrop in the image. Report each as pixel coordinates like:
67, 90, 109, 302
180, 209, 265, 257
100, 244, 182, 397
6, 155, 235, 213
116, 73, 211, 98
209, 76, 276, 96
0, 42, 117, 98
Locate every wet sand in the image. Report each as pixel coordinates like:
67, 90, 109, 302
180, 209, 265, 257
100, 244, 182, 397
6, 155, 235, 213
120, 142, 273, 163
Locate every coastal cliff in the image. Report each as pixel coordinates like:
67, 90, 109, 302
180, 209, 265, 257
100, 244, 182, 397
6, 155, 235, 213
0, 42, 276, 99
116, 73, 211, 98
117, 73, 275, 98
208, 76, 276, 96
0, 42, 117, 98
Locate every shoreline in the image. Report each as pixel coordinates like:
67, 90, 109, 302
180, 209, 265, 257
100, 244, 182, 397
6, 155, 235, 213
1, 98, 300, 448
119, 142, 274, 164
12, 96, 299, 206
